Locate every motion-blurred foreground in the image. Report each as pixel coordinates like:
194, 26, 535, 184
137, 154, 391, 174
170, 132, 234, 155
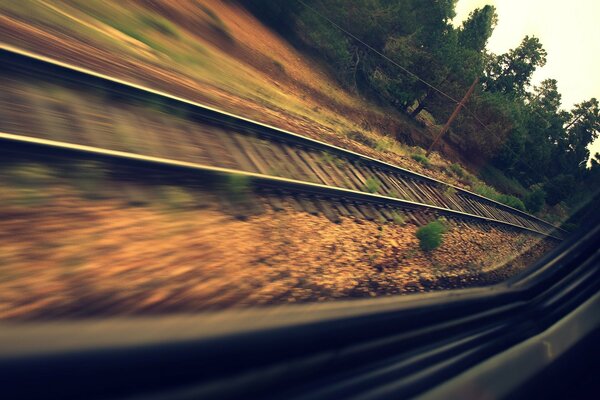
1, 0, 589, 321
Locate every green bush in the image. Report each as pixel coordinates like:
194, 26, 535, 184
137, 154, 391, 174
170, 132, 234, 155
544, 174, 575, 206
497, 194, 526, 211
391, 211, 405, 225
524, 185, 546, 213
225, 174, 251, 202
416, 220, 447, 251
473, 184, 526, 211
363, 177, 381, 193
411, 154, 430, 166
160, 185, 196, 210
448, 163, 465, 178
445, 186, 457, 197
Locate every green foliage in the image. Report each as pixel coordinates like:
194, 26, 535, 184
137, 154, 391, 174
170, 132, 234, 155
524, 184, 546, 213
483, 35, 547, 97
473, 183, 526, 211
225, 173, 251, 203
448, 163, 466, 178
458, 5, 497, 52
445, 186, 457, 197
416, 220, 448, 251
411, 154, 430, 166
160, 185, 196, 210
245, 0, 598, 219
5, 163, 54, 187
544, 174, 575, 206
391, 211, 405, 225
363, 177, 381, 193
68, 161, 108, 200
498, 194, 526, 211
479, 165, 527, 197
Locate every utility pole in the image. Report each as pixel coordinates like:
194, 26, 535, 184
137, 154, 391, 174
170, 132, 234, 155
426, 77, 479, 157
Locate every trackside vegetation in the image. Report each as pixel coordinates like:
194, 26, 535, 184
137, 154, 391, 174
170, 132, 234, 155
245, 0, 600, 224
416, 219, 448, 251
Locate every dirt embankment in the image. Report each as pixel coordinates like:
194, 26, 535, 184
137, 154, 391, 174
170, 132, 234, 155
0, 0, 469, 182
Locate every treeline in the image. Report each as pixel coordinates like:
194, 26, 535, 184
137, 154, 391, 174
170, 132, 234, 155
244, 0, 599, 217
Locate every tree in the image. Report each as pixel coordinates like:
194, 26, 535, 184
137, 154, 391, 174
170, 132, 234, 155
483, 36, 547, 98
458, 5, 497, 53
555, 98, 600, 176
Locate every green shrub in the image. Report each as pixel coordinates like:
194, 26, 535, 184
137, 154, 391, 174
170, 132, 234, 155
445, 186, 457, 197
411, 154, 430, 166
416, 220, 447, 251
473, 183, 526, 211
391, 211, 405, 225
68, 161, 108, 199
543, 174, 575, 206
524, 185, 546, 214
5, 163, 54, 187
497, 194, 526, 211
363, 177, 381, 193
224, 174, 252, 206
160, 185, 196, 209
449, 163, 465, 178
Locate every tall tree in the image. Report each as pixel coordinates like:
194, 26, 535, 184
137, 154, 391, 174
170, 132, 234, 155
458, 5, 497, 52
483, 35, 547, 97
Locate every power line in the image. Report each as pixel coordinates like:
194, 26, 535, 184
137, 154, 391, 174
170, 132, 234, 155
295, 0, 461, 105
296, 0, 559, 182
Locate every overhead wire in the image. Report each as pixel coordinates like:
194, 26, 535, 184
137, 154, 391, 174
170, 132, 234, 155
296, 0, 551, 179
296, 0, 461, 105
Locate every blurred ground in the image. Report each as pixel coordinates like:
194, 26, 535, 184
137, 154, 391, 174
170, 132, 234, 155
0, 0, 469, 184
0, 1, 557, 319
0, 162, 553, 320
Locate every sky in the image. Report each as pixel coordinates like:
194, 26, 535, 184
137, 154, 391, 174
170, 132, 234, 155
453, 0, 600, 158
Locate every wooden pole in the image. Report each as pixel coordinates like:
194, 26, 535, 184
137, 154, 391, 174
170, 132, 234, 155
426, 77, 479, 157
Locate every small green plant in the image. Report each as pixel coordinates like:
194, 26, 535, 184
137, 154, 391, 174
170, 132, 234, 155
160, 185, 196, 210
473, 184, 526, 211
5, 163, 54, 187
140, 15, 178, 37
320, 152, 345, 168
68, 161, 108, 200
363, 177, 381, 194
524, 184, 546, 214
448, 163, 465, 178
416, 220, 448, 251
224, 173, 251, 203
388, 190, 399, 198
411, 154, 430, 166
391, 211, 405, 225
445, 186, 457, 197
375, 137, 392, 152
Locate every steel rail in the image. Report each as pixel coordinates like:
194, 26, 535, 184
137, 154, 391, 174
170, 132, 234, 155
0, 131, 562, 240
0, 43, 565, 237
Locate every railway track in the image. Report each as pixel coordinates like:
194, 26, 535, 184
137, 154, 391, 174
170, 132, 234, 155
0, 44, 565, 240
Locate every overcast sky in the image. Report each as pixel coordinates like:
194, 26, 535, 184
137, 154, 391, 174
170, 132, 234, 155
453, 0, 600, 157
